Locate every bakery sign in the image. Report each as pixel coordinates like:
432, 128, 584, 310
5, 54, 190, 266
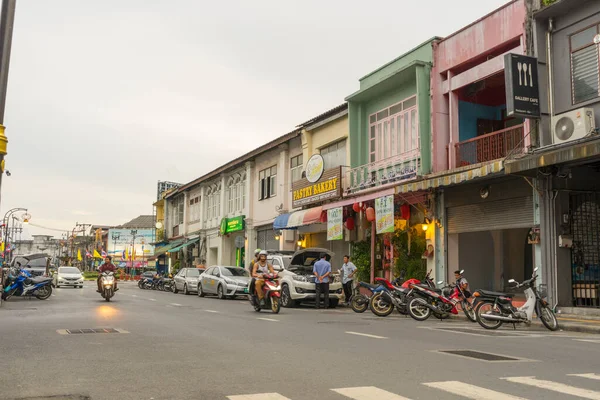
292, 166, 342, 208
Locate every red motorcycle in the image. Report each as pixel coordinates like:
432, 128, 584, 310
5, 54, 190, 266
407, 274, 465, 321
248, 273, 281, 314
369, 270, 436, 317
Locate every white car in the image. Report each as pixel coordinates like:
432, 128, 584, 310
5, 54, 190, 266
53, 266, 84, 288
267, 248, 342, 308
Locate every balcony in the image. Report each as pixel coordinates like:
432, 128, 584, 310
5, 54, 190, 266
172, 225, 179, 238
345, 151, 420, 195
455, 124, 525, 168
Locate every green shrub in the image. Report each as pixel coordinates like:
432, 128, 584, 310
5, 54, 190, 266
83, 271, 99, 280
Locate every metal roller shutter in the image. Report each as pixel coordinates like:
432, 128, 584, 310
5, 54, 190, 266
256, 228, 279, 252
447, 196, 533, 234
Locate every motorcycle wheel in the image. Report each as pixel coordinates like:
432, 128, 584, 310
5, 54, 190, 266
35, 285, 52, 300
538, 303, 559, 331
250, 296, 261, 312
476, 301, 503, 330
104, 288, 113, 302
271, 297, 281, 314
369, 292, 394, 317
462, 300, 477, 322
408, 297, 432, 321
138, 280, 144, 289
351, 294, 369, 313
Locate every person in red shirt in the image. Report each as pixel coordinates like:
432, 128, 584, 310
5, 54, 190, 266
97, 256, 118, 293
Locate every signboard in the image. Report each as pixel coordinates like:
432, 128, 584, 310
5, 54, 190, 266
504, 53, 540, 119
292, 167, 342, 208
305, 154, 325, 183
220, 216, 245, 235
107, 229, 155, 258
327, 207, 343, 241
375, 195, 395, 234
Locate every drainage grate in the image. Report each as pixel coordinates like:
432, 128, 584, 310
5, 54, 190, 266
17, 396, 91, 400
57, 328, 128, 335
437, 350, 521, 362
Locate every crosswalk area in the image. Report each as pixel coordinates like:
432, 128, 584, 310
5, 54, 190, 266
227, 373, 600, 400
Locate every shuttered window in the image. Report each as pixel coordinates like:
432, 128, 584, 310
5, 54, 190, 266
570, 25, 600, 105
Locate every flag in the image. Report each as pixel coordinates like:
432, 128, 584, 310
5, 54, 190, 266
77, 249, 82, 261
122, 249, 126, 259
85, 251, 92, 258
101, 250, 107, 258
133, 247, 136, 259
0, 242, 4, 252
93, 249, 101, 258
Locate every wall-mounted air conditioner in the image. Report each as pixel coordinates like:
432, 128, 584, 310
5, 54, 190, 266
551, 108, 596, 145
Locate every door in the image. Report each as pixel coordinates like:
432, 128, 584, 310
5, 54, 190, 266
210, 268, 221, 293
175, 270, 184, 290
447, 196, 534, 234
201, 267, 212, 292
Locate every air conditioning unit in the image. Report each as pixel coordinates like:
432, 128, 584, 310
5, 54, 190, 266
551, 108, 596, 144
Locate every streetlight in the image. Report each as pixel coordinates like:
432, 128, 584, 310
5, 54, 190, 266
111, 232, 120, 261
2, 207, 28, 263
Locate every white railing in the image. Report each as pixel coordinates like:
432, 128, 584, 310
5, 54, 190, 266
345, 151, 420, 195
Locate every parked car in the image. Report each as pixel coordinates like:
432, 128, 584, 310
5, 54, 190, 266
12, 254, 50, 277
197, 266, 250, 299
173, 268, 204, 295
52, 266, 84, 288
140, 271, 156, 280
268, 248, 342, 308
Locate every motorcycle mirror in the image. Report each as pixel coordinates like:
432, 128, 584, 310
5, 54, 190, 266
508, 279, 516, 284
534, 267, 539, 272
437, 280, 444, 285
459, 269, 464, 274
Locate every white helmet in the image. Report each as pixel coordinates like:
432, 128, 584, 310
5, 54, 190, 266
259, 250, 268, 256
254, 248, 262, 255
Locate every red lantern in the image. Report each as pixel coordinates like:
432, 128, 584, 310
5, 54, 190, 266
320, 211, 327, 223
366, 207, 375, 222
345, 216, 355, 231
400, 204, 411, 220
352, 202, 361, 213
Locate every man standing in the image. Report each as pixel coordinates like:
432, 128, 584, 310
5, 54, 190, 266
313, 253, 331, 309
341, 255, 357, 306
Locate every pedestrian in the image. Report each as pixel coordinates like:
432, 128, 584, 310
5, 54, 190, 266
313, 253, 331, 309
341, 255, 357, 306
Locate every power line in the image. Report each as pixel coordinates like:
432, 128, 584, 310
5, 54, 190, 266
27, 223, 70, 234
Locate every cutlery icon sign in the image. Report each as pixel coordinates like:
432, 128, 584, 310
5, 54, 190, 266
523, 63, 528, 86
517, 62, 522, 86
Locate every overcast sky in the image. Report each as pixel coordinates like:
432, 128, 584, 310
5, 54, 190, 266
3, 0, 507, 238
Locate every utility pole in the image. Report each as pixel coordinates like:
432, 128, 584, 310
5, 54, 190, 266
111, 232, 120, 261
0, 0, 16, 210
130, 229, 137, 278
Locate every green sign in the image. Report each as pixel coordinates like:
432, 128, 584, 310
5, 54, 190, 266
220, 216, 245, 235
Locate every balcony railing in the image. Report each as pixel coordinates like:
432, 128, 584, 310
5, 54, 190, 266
172, 225, 179, 238
455, 124, 525, 168
345, 150, 420, 195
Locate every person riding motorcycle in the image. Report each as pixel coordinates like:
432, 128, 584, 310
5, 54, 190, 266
246, 248, 261, 276
252, 250, 276, 306
97, 256, 118, 293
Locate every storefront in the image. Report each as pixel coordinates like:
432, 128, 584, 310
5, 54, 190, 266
219, 215, 246, 267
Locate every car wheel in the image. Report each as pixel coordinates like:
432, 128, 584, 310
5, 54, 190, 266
281, 284, 296, 308
173, 283, 179, 294
183, 283, 189, 295
198, 283, 205, 297
217, 285, 225, 300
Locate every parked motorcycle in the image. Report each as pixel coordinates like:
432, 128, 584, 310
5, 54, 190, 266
369, 270, 436, 317
99, 271, 116, 302
248, 274, 281, 314
1, 267, 53, 301
406, 275, 464, 321
351, 281, 386, 313
474, 267, 559, 331
161, 278, 174, 292
438, 270, 476, 322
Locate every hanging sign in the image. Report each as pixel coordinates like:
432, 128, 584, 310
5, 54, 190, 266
375, 195, 395, 234
327, 207, 343, 241
504, 53, 540, 119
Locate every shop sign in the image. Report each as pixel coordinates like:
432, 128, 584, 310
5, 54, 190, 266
504, 53, 540, 119
375, 195, 394, 234
219, 215, 245, 235
305, 154, 325, 183
327, 207, 343, 241
292, 167, 342, 208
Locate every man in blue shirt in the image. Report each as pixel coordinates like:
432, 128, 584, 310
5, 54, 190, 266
313, 253, 331, 309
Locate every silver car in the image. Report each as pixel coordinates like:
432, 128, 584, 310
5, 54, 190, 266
173, 268, 204, 295
52, 266, 84, 288
197, 266, 250, 299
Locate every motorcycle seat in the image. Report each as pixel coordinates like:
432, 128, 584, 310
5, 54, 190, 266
359, 282, 379, 290
31, 276, 51, 284
478, 290, 514, 298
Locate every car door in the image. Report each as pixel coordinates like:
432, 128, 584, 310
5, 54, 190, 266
175, 270, 185, 290
200, 267, 210, 291
210, 267, 221, 293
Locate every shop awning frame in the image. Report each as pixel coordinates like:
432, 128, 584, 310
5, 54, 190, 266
153, 239, 185, 257
273, 206, 323, 230
167, 237, 200, 254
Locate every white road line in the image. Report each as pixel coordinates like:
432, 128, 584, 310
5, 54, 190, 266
204, 310, 219, 313
131, 295, 137, 297
148, 299, 156, 302
569, 373, 600, 381
503, 376, 600, 399
573, 339, 600, 343
228, 393, 291, 400
332, 386, 411, 400
345, 331, 388, 339
423, 381, 528, 400
170, 303, 182, 307
257, 317, 279, 322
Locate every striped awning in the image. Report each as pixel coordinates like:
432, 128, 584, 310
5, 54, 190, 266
153, 239, 184, 256
167, 237, 200, 254
396, 160, 504, 194
273, 206, 323, 230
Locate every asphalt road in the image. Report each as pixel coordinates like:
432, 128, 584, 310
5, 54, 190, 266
0, 282, 599, 400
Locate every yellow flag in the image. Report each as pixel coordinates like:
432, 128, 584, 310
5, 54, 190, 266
77, 249, 82, 261
93, 249, 101, 258
133, 247, 136, 259
0, 242, 4, 252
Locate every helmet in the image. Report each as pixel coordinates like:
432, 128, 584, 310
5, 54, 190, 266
254, 248, 262, 255
259, 250, 268, 256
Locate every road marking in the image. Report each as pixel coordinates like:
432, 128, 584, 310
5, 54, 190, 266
257, 317, 279, 322
423, 381, 527, 399
228, 393, 290, 400
332, 386, 411, 400
131, 295, 137, 297
345, 331, 388, 339
573, 339, 600, 343
569, 373, 600, 381
204, 310, 219, 313
148, 299, 156, 302
503, 376, 600, 399
170, 303, 182, 307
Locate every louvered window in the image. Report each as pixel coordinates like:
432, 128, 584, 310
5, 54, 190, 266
571, 25, 600, 104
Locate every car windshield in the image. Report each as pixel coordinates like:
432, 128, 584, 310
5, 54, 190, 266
25, 258, 48, 268
221, 267, 249, 277
186, 269, 200, 277
281, 256, 292, 269
59, 267, 80, 274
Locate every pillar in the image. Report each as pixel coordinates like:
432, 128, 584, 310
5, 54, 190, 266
448, 71, 459, 170
278, 144, 290, 210
244, 161, 255, 267
218, 173, 227, 265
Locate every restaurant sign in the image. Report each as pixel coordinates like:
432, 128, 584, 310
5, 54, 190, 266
292, 167, 342, 208
219, 215, 245, 235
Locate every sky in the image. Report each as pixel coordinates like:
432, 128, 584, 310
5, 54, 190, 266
2, 0, 508, 238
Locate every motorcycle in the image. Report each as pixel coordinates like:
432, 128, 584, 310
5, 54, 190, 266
369, 270, 436, 317
248, 273, 281, 314
100, 271, 116, 302
351, 281, 386, 313
406, 275, 463, 321
438, 270, 476, 322
474, 267, 559, 331
1, 267, 53, 301
161, 278, 174, 292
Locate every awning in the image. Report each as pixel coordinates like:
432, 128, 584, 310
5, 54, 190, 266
396, 160, 504, 193
273, 206, 323, 230
322, 188, 396, 210
153, 239, 185, 256
167, 237, 200, 254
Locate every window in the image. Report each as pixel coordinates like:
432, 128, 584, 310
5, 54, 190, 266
227, 174, 246, 214
570, 24, 600, 104
188, 195, 200, 223
171, 196, 184, 226
320, 140, 347, 170
290, 154, 303, 184
259, 166, 277, 200
368, 96, 419, 163
204, 183, 221, 221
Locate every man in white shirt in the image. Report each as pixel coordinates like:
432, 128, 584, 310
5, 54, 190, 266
341, 255, 357, 306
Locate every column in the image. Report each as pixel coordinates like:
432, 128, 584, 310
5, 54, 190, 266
433, 191, 446, 283
447, 233, 459, 283
278, 143, 289, 211
244, 161, 255, 267
183, 191, 190, 236
163, 200, 170, 239
448, 71, 459, 170
491, 231, 504, 291
301, 128, 312, 163
198, 186, 205, 231
218, 173, 227, 265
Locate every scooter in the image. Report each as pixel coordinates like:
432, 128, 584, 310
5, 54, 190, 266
99, 271, 116, 302
351, 281, 386, 313
2, 267, 53, 301
369, 270, 436, 317
475, 267, 559, 331
248, 273, 281, 314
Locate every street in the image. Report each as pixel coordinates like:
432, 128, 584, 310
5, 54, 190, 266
0, 283, 599, 400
